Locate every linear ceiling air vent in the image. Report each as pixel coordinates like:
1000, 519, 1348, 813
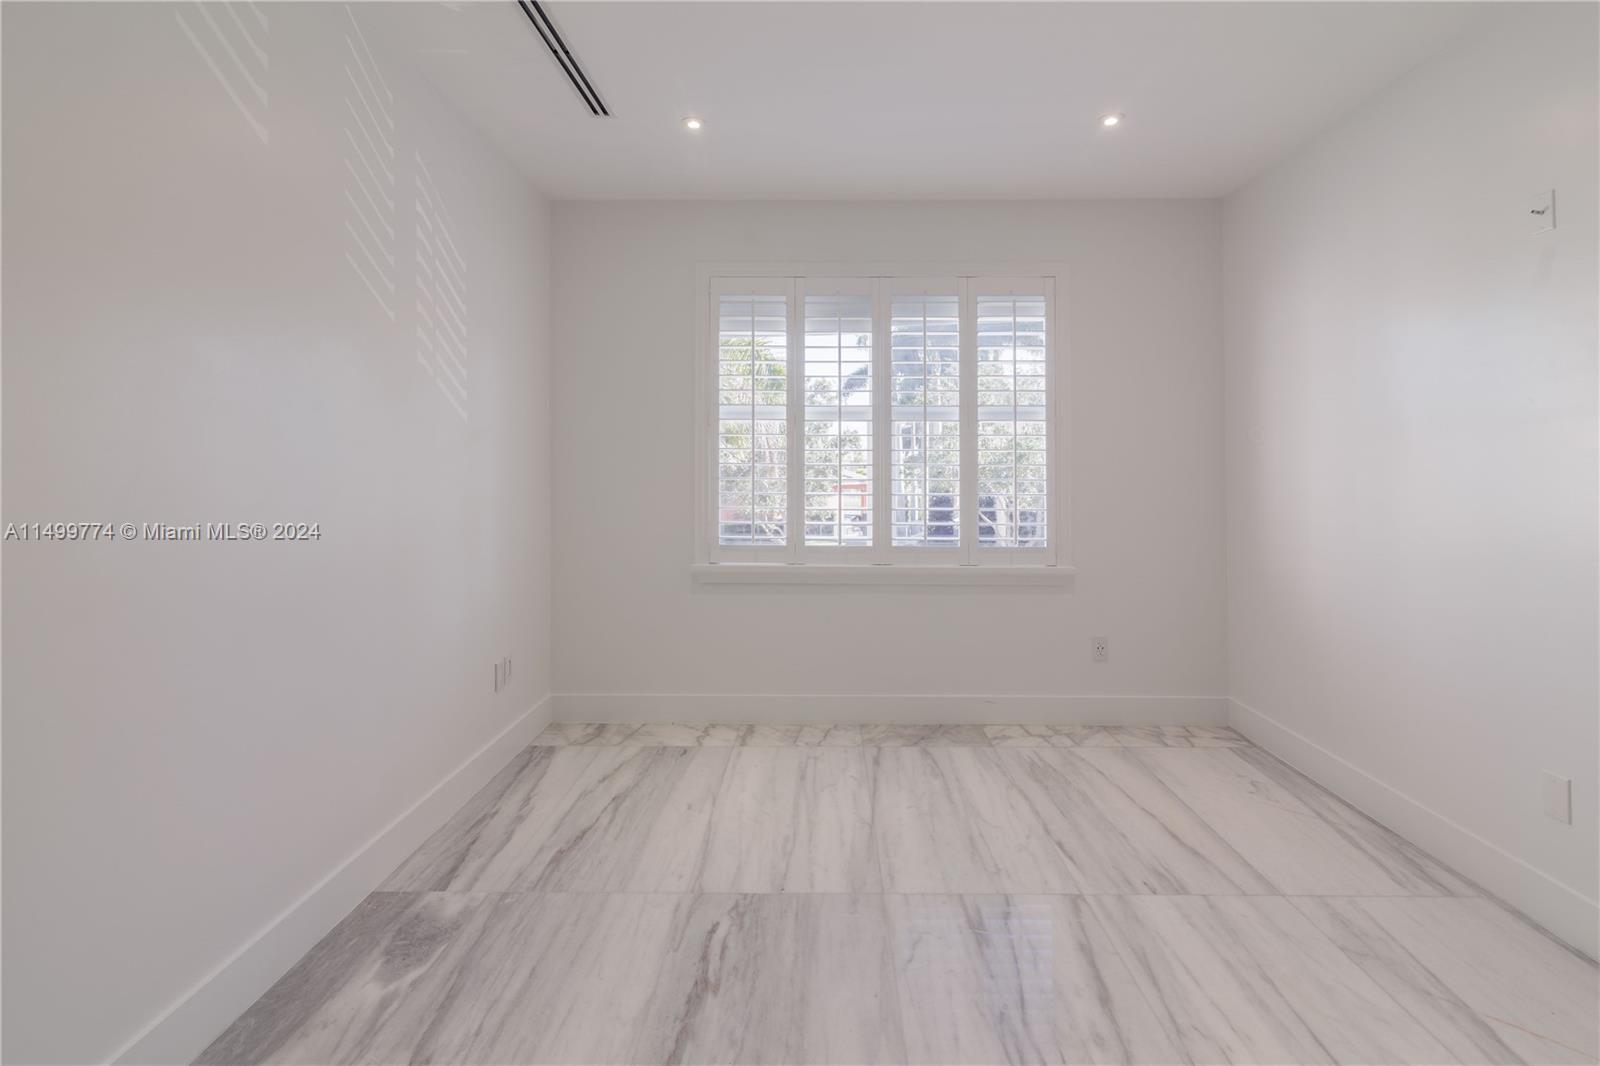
517, 1, 609, 116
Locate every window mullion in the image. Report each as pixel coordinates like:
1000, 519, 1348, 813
958, 277, 977, 565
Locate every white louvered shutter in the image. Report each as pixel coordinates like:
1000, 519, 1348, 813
716, 289, 789, 547
974, 284, 1049, 550
889, 288, 961, 547
802, 284, 874, 547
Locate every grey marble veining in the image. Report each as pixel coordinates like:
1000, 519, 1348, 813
200, 892, 906, 1065
1063, 725, 1123, 747
1297, 896, 1599, 1064
206, 723, 1596, 1066
1134, 746, 1460, 896
529, 721, 641, 746
859, 722, 994, 746
1185, 724, 1251, 746
514, 744, 731, 892
698, 747, 880, 892
889, 894, 1188, 1064
874, 746, 1076, 893
1232, 746, 1479, 896
796, 723, 864, 746
745, 723, 807, 746
629, 722, 753, 746
983, 724, 1079, 747
1292, 898, 1524, 1064
1103, 725, 1196, 747
380, 745, 606, 891
1001, 748, 1276, 895
386, 746, 731, 893
1090, 895, 1456, 1064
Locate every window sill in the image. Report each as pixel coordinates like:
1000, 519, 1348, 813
691, 562, 1075, 587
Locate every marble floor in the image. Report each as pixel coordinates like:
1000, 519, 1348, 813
200, 723, 1599, 1065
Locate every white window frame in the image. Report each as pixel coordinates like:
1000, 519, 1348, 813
694, 262, 1072, 585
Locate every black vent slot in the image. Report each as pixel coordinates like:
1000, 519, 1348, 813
517, 1, 609, 116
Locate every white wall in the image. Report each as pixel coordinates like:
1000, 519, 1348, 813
2, 4, 551, 1061
552, 201, 1225, 720
1223, 5, 1598, 953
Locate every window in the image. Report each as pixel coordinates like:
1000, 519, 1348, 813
702, 271, 1060, 576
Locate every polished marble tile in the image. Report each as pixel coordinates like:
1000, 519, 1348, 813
1231, 747, 1478, 896
1091, 895, 1455, 1065
859, 723, 993, 746
381, 746, 607, 891
1134, 747, 1455, 896
888, 894, 1187, 1064
1103, 725, 1191, 747
530, 721, 640, 746
629, 722, 752, 746
795, 723, 863, 746
744, 723, 805, 746
200, 892, 905, 1065
658, 893, 905, 1064
698, 747, 880, 892
873, 746, 1080, 893
1185, 724, 1252, 747
392, 745, 732, 892
1062, 725, 1123, 747
514, 745, 731, 891
216, 724, 1597, 1066
1000, 748, 1275, 895
199, 891, 497, 1065
1300, 897, 1599, 1064
1292, 898, 1522, 1064
983, 724, 1078, 747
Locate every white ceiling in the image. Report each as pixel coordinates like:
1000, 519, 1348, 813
390, 1, 1499, 200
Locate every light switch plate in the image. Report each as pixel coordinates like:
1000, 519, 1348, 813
1542, 771, 1572, 824
1530, 189, 1555, 234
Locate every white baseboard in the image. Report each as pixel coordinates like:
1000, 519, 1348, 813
552, 692, 1227, 726
109, 696, 553, 1065
1229, 697, 1598, 958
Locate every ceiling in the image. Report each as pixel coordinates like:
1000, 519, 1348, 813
390, 1, 1500, 200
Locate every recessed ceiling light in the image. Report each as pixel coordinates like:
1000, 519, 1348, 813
1100, 113, 1123, 128
683, 117, 703, 131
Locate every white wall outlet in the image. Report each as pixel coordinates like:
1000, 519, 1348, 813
1530, 188, 1555, 234
1092, 636, 1109, 663
1542, 771, 1572, 824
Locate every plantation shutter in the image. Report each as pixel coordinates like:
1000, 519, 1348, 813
888, 285, 961, 547
716, 287, 790, 548
973, 280, 1051, 551
802, 283, 875, 548
705, 273, 1056, 569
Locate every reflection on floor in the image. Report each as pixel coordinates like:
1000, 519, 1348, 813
200, 723, 1599, 1065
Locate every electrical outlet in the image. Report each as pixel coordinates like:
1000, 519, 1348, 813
1092, 637, 1109, 663
1530, 188, 1556, 234
1542, 771, 1572, 824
